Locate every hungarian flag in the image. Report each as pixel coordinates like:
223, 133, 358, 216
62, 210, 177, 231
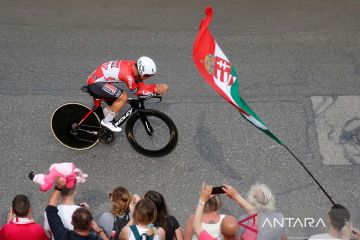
193, 6, 282, 145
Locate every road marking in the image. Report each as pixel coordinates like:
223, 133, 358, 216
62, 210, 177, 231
311, 96, 360, 165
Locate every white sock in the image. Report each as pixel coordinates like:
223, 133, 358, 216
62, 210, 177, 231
103, 107, 110, 117
103, 109, 116, 123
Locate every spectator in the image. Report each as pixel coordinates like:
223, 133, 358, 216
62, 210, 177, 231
0, 194, 48, 240
119, 199, 165, 240
184, 193, 225, 240
341, 221, 360, 240
223, 183, 287, 240
192, 184, 239, 240
44, 185, 80, 239
309, 204, 360, 240
354, 228, 360, 240
144, 190, 183, 240
97, 186, 133, 237
45, 177, 108, 240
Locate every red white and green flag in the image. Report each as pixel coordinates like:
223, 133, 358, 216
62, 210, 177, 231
193, 6, 282, 145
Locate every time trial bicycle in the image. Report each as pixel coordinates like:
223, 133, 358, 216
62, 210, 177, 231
50, 85, 178, 157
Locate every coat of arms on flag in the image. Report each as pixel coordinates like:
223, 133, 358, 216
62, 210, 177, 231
204, 54, 236, 86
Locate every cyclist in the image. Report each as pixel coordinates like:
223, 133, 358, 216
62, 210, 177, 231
87, 56, 168, 132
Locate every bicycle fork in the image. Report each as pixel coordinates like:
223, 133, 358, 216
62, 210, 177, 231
140, 114, 154, 136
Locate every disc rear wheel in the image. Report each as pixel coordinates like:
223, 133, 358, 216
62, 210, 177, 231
51, 103, 101, 150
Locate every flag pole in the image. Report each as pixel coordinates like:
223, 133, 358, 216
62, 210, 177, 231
281, 143, 336, 206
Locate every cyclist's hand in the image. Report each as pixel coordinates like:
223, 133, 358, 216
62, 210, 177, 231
154, 84, 168, 95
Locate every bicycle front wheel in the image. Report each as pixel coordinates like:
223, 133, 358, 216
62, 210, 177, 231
51, 103, 101, 150
125, 109, 178, 157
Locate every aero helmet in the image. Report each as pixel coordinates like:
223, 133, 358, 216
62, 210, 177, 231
137, 56, 156, 76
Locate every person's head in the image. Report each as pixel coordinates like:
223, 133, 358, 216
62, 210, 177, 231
220, 216, 239, 240
136, 56, 156, 80
144, 190, 168, 216
71, 208, 93, 232
144, 191, 168, 230
204, 195, 222, 214
12, 194, 31, 217
328, 204, 350, 231
109, 186, 131, 216
133, 199, 157, 225
247, 183, 275, 212
61, 185, 76, 198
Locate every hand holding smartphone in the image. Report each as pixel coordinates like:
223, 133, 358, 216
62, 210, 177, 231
211, 186, 225, 194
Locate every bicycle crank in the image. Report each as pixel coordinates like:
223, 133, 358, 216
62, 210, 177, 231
98, 127, 115, 144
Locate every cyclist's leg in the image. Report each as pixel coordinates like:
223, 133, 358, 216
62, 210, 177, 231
107, 91, 128, 112
102, 91, 127, 124
88, 83, 124, 132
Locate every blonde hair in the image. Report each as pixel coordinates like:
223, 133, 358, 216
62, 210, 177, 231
204, 195, 222, 213
247, 183, 275, 212
110, 187, 131, 216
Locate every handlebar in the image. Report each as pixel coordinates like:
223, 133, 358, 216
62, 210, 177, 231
129, 94, 162, 103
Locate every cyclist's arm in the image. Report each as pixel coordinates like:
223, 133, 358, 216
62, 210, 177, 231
135, 81, 156, 95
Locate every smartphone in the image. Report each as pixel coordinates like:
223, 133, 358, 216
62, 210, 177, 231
211, 186, 225, 194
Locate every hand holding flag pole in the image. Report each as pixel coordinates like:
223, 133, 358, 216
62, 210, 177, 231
193, 5, 336, 206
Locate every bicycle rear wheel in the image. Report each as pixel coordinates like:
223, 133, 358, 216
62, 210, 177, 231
51, 103, 101, 150
125, 109, 178, 157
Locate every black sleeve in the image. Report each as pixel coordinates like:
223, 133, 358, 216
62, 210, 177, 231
45, 205, 69, 240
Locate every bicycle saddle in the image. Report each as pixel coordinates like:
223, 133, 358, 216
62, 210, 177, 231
81, 85, 102, 99
81, 85, 89, 93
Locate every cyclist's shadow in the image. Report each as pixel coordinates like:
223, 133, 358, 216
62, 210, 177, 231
194, 114, 242, 181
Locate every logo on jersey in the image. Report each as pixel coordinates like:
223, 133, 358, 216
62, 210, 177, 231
102, 83, 117, 96
141, 90, 152, 95
102, 62, 110, 70
105, 76, 115, 81
127, 75, 134, 88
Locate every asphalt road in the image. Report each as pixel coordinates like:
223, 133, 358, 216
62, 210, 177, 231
0, 0, 359, 238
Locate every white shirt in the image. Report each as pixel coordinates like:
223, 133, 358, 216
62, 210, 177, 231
308, 233, 341, 239
128, 225, 160, 240
192, 214, 226, 240
44, 204, 80, 240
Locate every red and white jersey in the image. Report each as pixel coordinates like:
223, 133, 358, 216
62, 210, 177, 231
87, 60, 155, 95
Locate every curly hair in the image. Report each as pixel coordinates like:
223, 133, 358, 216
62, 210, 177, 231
110, 186, 131, 216
247, 183, 276, 212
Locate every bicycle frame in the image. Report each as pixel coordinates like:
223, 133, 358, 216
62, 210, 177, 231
77, 94, 162, 133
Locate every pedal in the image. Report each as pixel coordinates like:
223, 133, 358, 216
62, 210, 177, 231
98, 127, 115, 144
